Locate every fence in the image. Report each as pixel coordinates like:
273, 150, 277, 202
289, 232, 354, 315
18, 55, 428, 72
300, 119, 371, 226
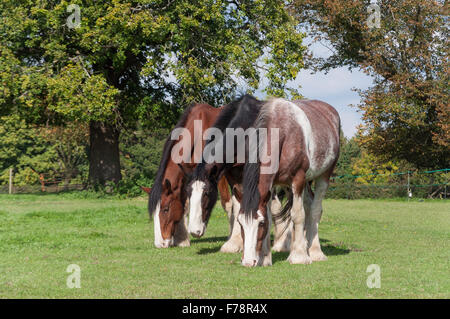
1, 167, 449, 199
327, 168, 449, 199
1, 170, 85, 194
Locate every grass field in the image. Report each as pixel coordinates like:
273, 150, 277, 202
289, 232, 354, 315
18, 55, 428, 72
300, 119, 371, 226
0, 193, 448, 298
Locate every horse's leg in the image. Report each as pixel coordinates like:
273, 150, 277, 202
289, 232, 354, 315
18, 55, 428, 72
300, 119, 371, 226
218, 175, 233, 235
287, 170, 312, 265
252, 172, 276, 266
302, 182, 313, 238
173, 199, 190, 247
306, 175, 329, 261
272, 192, 292, 252
220, 193, 243, 253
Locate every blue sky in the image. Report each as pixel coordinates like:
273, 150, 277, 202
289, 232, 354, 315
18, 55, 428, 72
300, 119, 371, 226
292, 66, 374, 137
256, 40, 374, 138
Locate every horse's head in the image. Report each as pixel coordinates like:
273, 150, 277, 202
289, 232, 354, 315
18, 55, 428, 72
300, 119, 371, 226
186, 163, 219, 237
147, 176, 186, 248
238, 172, 273, 267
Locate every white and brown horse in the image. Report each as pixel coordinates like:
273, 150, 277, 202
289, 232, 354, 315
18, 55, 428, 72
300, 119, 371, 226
239, 98, 340, 267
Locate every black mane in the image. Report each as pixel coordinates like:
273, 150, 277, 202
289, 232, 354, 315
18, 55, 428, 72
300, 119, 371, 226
190, 94, 262, 181
241, 102, 268, 219
148, 103, 197, 216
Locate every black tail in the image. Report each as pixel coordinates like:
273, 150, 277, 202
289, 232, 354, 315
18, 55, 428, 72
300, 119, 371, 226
272, 181, 314, 235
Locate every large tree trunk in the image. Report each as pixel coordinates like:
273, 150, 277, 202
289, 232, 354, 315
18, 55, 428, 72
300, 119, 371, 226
89, 121, 122, 184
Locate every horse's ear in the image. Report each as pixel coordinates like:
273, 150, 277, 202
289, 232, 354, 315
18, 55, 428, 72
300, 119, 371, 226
164, 179, 172, 194
141, 186, 151, 194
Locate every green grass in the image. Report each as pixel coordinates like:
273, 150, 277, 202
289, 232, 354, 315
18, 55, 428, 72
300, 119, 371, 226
0, 194, 449, 298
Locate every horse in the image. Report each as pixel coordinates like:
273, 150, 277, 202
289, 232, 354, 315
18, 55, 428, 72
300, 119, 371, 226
239, 98, 340, 267
186, 95, 294, 253
145, 103, 233, 248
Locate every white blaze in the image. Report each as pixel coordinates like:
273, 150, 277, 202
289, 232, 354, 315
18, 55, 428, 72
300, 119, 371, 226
239, 210, 265, 266
154, 202, 173, 248
188, 181, 206, 236
153, 203, 165, 248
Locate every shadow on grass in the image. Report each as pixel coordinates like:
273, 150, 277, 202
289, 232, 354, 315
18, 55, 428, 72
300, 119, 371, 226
272, 238, 352, 264
197, 246, 222, 255
193, 236, 228, 255
192, 236, 356, 262
191, 236, 228, 244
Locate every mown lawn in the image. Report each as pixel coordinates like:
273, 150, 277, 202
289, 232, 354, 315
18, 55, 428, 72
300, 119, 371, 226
0, 193, 448, 298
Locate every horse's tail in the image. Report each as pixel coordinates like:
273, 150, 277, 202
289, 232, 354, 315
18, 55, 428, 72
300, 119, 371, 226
272, 188, 293, 225
272, 181, 314, 235
148, 104, 197, 217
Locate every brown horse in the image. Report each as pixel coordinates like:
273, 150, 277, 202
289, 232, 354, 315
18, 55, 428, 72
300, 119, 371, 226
146, 103, 232, 248
239, 98, 340, 267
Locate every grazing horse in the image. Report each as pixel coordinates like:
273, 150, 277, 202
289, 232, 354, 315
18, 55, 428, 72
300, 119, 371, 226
186, 95, 294, 253
239, 98, 340, 267
146, 103, 232, 248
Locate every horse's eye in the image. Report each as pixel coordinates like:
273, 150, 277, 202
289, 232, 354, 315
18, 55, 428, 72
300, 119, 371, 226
163, 207, 169, 213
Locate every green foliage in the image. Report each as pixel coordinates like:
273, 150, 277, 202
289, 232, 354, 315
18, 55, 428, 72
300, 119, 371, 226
0, 0, 306, 185
335, 134, 361, 177
0, 115, 58, 186
0, 115, 90, 187
0, 0, 306, 128
118, 126, 169, 196
293, 0, 449, 169
38, 122, 90, 183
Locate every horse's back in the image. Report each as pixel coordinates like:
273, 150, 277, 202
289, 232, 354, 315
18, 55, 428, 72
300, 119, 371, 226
284, 99, 340, 179
188, 103, 223, 122
293, 99, 340, 131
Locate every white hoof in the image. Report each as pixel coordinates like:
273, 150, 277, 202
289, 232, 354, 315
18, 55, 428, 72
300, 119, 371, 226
175, 240, 190, 247
288, 252, 312, 265
309, 250, 327, 261
220, 240, 242, 253
261, 254, 272, 266
272, 241, 290, 252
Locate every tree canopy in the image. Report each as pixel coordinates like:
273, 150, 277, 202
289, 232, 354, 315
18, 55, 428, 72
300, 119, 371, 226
0, 0, 306, 183
292, 0, 449, 169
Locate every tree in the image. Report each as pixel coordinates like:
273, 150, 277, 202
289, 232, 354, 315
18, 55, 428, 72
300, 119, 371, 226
38, 122, 90, 184
292, 0, 449, 169
335, 133, 361, 177
0, 114, 58, 186
0, 0, 306, 184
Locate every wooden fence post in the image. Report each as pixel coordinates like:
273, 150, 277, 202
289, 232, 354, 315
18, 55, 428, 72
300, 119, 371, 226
9, 168, 13, 194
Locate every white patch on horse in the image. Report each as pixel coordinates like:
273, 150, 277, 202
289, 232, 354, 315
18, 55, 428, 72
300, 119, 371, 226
239, 210, 265, 267
281, 100, 316, 178
153, 202, 165, 248
188, 181, 206, 237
